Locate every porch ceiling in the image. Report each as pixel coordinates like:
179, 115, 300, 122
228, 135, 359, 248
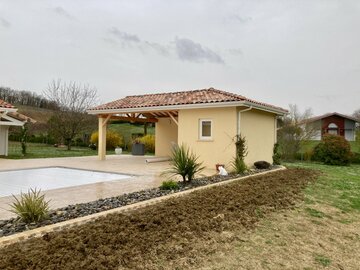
99, 110, 178, 124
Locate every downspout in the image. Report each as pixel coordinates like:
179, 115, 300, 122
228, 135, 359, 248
237, 106, 252, 136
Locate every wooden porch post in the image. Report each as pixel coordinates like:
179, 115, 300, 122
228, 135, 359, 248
98, 116, 107, 160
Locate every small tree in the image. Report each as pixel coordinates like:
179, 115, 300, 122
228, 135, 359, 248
277, 104, 318, 161
232, 135, 248, 173
272, 143, 281, 165
20, 122, 29, 155
44, 79, 98, 150
353, 109, 360, 148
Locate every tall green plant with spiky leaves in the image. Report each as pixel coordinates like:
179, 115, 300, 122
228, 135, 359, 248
10, 188, 50, 223
165, 144, 204, 182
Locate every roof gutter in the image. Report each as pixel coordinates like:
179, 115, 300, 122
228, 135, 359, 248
0, 108, 17, 113
88, 100, 287, 116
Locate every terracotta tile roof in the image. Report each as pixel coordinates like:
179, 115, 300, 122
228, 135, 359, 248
7, 112, 36, 123
90, 88, 287, 113
306, 112, 359, 123
0, 99, 15, 109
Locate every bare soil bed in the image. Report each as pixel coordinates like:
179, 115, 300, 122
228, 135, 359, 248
0, 168, 317, 270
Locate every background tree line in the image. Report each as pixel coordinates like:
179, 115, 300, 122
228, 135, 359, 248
0, 86, 59, 110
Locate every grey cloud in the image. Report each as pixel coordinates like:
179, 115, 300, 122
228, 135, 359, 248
175, 38, 224, 64
228, 14, 252, 24
53, 7, 75, 20
107, 27, 170, 56
109, 27, 141, 43
0, 17, 11, 28
228, 48, 243, 55
144, 41, 170, 56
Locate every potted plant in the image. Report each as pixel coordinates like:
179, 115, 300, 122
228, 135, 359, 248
115, 146, 122, 155
132, 138, 145, 156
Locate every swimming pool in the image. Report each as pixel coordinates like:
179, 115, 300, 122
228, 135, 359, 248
0, 167, 132, 197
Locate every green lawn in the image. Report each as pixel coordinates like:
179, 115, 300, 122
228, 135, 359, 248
286, 162, 360, 212
6, 142, 118, 159
5, 123, 155, 159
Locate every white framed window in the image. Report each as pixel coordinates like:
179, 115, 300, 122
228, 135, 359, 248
199, 119, 213, 140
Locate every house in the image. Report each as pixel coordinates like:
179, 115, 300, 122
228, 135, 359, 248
0, 99, 35, 156
87, 88, 288, 170
305, 112, 358, 141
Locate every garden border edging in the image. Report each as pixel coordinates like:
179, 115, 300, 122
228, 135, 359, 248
0, 166, 286, 247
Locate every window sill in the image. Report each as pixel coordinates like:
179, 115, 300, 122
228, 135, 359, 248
197, 139, 214, 142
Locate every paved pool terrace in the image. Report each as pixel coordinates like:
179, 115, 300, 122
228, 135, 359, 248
0, 155, 214, 220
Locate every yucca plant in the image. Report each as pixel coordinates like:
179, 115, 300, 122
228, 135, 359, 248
10, 188, 50, 223
165, 144, 204, 182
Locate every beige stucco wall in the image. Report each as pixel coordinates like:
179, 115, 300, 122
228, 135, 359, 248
156, 107, 277, 171
155, 117, 178, 157
177, 107, 237, 170
240, 109, 276, 165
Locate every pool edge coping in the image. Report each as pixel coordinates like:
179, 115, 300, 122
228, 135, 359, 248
0, 166, 286, 247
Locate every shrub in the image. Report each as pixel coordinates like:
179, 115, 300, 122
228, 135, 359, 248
160, 180, 179, 190
351, 152, 360, 164
313, 134, 352, 165
166, 144, 204, 182
10, 188, 50, 223
232, 135, 248, 174
272, 143, 281, 165
139, 134, 155, 153
254, 160, 271, 169
90, 130, 124, 150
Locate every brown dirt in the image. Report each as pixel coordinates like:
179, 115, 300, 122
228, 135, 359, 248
0, 168, 317, 270
200, 204, 360, 270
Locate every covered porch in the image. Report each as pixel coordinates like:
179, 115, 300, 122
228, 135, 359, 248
95, 110, 179, 160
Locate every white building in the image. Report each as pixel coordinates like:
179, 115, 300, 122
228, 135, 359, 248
0, 99, 35, 156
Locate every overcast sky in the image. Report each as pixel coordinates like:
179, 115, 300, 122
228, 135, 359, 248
0, 0, 359, 115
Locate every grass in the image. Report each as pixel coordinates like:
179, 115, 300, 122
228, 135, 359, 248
314, 254, 331, 267
202, 162, 360, 269
4, 123, 155, 159
285, 162, 360, 212
6, 142, 117, 159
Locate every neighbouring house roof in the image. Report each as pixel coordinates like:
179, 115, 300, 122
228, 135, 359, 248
306, 112, 359, 124
88, 88, 288, 115
7, 112, 36, 124
0, 99, 36, 125
0, 99, 15, 109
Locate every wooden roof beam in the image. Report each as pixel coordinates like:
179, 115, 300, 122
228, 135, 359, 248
110, 115, 158, 123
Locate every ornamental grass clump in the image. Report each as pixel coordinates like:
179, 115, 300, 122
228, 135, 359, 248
10, 188, 50, 223
166, 144, 204, 182
160, 180, 179, 190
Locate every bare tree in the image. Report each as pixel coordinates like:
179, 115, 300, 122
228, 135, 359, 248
353, 109, 360, 121
353, 109, 360, 144
44, 79, 98, 150
277, 104, 319, 160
